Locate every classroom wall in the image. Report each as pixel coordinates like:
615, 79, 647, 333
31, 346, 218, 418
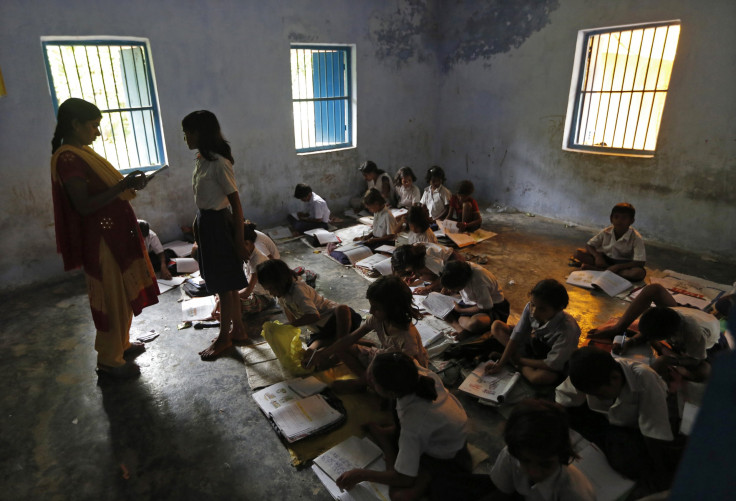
435, 0, 736, 257
0, 0, 733, 291
0, 0, 441, 289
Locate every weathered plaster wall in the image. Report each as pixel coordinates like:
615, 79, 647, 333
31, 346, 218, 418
434, 0, 736, 256
0, 0, 440, 289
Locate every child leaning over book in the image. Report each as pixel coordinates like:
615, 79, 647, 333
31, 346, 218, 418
336, 352, 471, 501
485, 279, 580, 386
256, 259, 362, 365
446, 180, 481, 232
572, 202, 646, 281
394, 166, 422, 209
288, 183, 330, 234
308, 275, 428, 391
406, 205, 438, 244
354, 188, 398, 248
391, 243, 463, 294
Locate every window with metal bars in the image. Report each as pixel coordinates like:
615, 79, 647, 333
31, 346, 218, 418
563, 21, 680, 157
42, 37, 166, 172
290, 45, 352, 153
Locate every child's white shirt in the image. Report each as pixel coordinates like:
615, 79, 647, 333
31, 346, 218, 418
372, 206, 398, 237
396, 184, 421, 208
408, 227, 438, 245
255, 230, 280, 259
278, 280, 338, 332
420, 185, 451, 220
671, 307, 721, 360
244, 248, 269, 296
192, 153, 238, 210
143, 230, 164, 255
367, 172, 394, 202
459, 263, 505, 310
490, 446, 596, 501
306, 192, 331, 222
394, 367, 469, 477
362, 315, 428, 368
587, 225, 646, 261
555, 358, 674, 441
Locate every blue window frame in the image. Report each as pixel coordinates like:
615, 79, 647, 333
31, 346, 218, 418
290, 45, 352, 153
42, 37, 166, 172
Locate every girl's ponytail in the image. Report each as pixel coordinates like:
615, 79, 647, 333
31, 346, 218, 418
51, 123, 67, 153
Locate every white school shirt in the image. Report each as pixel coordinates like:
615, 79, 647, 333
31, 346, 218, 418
244, 247, 269, 295
407, 228, 438, 245
372, 206, 398, 238
422, 243, 454, 276
490, 446, 597, 501
420, 185, 451, 220
143, 230, 164, 255
279, 280, 338, 332
555, 358, 674, 442
367, 172, 394, 202
306, 192, 331, 223
587, 226, 646, 261
192, 153, 238, 210
394, 367, 469, 477
255, 230, 280, 259
670, 307, 721, 360
396, 184, 421, 208
362, 315, 428, 368
510, 305, 581, 372
459, 263, 505, 310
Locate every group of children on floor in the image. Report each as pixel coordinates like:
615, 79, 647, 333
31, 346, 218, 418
287, 160, 483, 247
153, 121, 729, 500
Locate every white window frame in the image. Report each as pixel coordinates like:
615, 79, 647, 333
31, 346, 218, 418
562, 20, 680, 158
41, 36, 166, 173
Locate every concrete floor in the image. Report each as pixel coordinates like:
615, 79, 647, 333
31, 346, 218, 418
1, 212, 733, 500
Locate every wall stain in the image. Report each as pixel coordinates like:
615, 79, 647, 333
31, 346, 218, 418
372, 0, 560, 72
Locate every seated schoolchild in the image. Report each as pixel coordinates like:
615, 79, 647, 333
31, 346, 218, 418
354, 188, 398, 248
485, 279, 580, 386
391, 242, 463, 294
256, 259, 362, 364
588, 283, 722, 382
138, 219, 173, 280
556, 346, 679, 493
440, 261, 510, 341
250, 223, 280, 259
572, 202, 646, 281
288, 183, 330, 234
359, 160, 394, 207
420, 166, 451, 224
394, 166, 422, 209
336, 352, 471, 501
406, 205, 438, 245
446, 180, 481, 232
308, 275, 428, 391
211, 223, 275, 321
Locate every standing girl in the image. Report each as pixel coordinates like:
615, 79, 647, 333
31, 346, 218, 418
308, 275, 428, 389
336, 352, 471, 501
51, 98, 159, 378
183, 110, 248, 360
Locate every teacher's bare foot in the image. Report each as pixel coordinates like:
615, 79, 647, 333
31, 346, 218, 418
199, 338, 233, 360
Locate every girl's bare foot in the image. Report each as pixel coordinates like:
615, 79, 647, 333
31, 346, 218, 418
199, 337, 233, 360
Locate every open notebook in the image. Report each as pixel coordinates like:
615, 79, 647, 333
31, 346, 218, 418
252, 377, 344, 443
458, 361, 521, 405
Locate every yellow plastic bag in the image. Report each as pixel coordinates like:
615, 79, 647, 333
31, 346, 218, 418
261, 320, 312, 376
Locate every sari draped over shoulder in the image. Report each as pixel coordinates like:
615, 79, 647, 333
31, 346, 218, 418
51, 145, 159, 330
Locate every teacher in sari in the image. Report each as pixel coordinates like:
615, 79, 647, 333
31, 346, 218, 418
50, 98, 159, 379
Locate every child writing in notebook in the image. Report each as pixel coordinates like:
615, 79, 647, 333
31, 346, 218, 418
256, 259, 362, 365
336, 352, 471, 501
391, 243, 463, 294
406, 205, 438, 244
360, 160, 394, 206
288, 183, 330, 234
485, 279, 580, 386
394, 166, 422, 209
420, 166, 451, 223
308, 275, 428, 390
354, 188, 398, 247
446, 180, 481, 232
440, 260, 510, 341
183, 110, 248, 360
211, 223, 274, 320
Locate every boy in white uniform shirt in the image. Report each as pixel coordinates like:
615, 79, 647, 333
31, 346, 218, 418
138, 219, 172, 280
354, 188, 398, 248
289, 183, 330, 234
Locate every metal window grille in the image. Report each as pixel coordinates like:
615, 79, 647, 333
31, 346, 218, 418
567, 21, 680, 156
42, 39, 165, 172
290, 46, 352, 153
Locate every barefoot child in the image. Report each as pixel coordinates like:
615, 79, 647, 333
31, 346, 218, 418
183, 110, 248, 360
256, 259, 362, 364
336, 352, 471, 501
354, 188, 398, 248
138, 219, 173, 280
446, 180, 481, 232
308, 276, 428, 389
572, 202, 646, 281
288, 183, 330, 234
486, 279, 580, 386
440, 260, 510, 341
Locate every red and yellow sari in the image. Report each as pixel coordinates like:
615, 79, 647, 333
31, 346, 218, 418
51, 145, 159, 366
